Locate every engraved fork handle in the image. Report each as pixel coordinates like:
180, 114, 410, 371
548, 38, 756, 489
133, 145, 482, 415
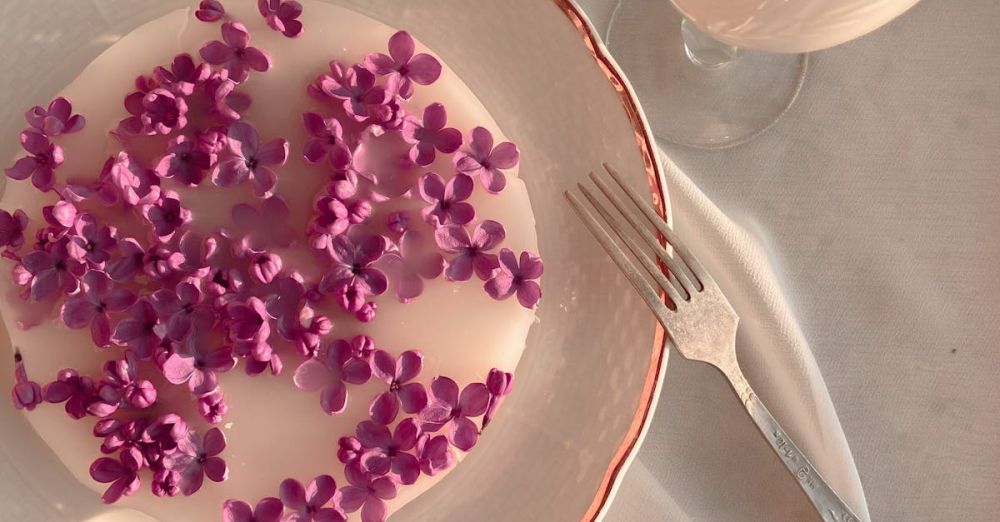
722, 362, 864, 522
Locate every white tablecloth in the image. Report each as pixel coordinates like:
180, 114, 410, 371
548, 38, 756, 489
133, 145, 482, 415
575, 1, 1000, 521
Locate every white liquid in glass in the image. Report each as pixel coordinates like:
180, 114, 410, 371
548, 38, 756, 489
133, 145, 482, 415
672, 0, 920, 53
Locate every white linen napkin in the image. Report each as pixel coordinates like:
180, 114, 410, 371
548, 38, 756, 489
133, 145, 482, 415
605, 154, 870, 521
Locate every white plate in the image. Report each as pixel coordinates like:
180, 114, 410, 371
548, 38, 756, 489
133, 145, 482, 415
0, 1, 670, 520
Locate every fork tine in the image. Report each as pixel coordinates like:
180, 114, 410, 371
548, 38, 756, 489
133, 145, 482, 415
565, 191, 676, 325
588, 171, 697, 299
577, 182, 686, 307
602, 163, 711, 290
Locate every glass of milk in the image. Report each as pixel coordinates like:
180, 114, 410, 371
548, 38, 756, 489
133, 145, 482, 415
606, 0, 920, 148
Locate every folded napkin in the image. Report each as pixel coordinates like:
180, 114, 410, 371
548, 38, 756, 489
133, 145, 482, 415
605, 154, 870, 521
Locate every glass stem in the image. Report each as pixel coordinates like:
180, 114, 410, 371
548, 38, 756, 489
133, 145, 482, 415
680, 18, 742, 69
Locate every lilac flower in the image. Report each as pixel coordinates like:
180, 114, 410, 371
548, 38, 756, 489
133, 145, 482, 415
302, 112, 351, 169
61, 271, 136, 347
420, 376, 489, 451
319, 234, 387, 297
293, 340, 371, 415
309, 196, 350, 249
97, 357, 157, 410
90, 449, 142, 504
279, 475, 344, 521
401, 103, 462, 166
415, 433, 453, 476
259, 0, 304, 38
94, 417, 145, 455
120, 88, 189, 135
5, 130, 63, 190
244, 350, 282, 376
338, 463, 397, 522
196, 0, 226, 22
369, 350, 427, 425
250, 251, 282, 283
382, 231, 444, 302
167, 231, 214, 277
418, 172, 474, 226
287, 314, 333, 357
43, 368, 97, 419
483, 368, 514, 429
155, 136, 212, 186
200, 22, 272, 83
142, 413, 190, 454
315, 63, 390, 122
214, 121, 288, 197
111, 300, 161, 360
322, 337, 370, 365
355, 302, 377, 323
223, 497, 284, 522
365, 31, 442, 99
164, 427, 228, 495
226, 296, 271, 344
356, 419, 421, 485
434, 220, 505, 281
198, 390, 229, 423
198, 127, 229, 157
485, 248, 543, 309
109, 151, 161, 207
204, 266, 246, 299
455, 126, 520, 193
0, 209, 28, 249
162, 343, 235, 395
151, 282, 216, 341
205, 71, 252, 120
229, 195, 294, 252
264, 274, 306, 323
11, 351, 42, 411
386, 211, 408, 235
42, 200, 78, 230
25, 97, 85, 136
142, 192, 191, 238
107, 237, 146, 283
143, 243, 177, 280
152, 469, 182, 497
18, 238, 84, 300
67, 214, 117, 266
154, 53, 211, 96
338, 436, 364, 465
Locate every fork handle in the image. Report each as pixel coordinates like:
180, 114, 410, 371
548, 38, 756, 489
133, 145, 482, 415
725, 368, 864, 522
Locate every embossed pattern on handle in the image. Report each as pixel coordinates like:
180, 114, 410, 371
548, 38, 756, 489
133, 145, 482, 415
726, 368, 864, 522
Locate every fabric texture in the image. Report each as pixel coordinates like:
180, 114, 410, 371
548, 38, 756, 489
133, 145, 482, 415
576, 0, 1000, 520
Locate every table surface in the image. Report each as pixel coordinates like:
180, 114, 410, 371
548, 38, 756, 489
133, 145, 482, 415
576, 0, 1000, 521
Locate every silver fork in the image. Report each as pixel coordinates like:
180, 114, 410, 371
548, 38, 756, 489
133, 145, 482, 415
566, 164, 863, 522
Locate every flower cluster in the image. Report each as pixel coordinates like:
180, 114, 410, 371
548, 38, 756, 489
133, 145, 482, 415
230, 361, 514, 522
5, 8, 536, 521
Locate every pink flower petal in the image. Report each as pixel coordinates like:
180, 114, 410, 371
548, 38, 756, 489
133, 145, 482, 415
256, 138, 288, 166
307, 475, 337, 507
338, 486, 366, 513
370, 350, 395, 382
250, 167, 277, 197
396, 351, 422, 383
459, 383, 489, 416
293, 358, 330, 392
430, 376, 459, 406
369, 391, 398, 425
61, 297, 96, 328
320, 381, 347, 414
361, 499, 387, 522
449, 416, 480, 451
392, 453, 420, 485
5, 156, 37, 180
407, 54, 442, 85
223, 500, 253, 522
222, 22, 250, 49
388, 31, 415, 63
422, 103, 447, 131
203, 427, 227, 455
243, 47, 272, 73
200, 40, 234, 65
398, 382, 428, 413
434, 128, 463, 153
342, 357, 373, 385
517, 280, 542, 309
279, 478, 307, 509
204, 456, 228, 481
490, 141, 520, 169
484, 273, 515, 300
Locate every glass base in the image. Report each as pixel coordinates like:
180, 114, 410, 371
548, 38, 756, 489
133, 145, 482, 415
606, 0, 808, 149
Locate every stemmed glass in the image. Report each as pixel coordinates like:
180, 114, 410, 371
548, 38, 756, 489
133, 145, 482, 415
607, 0, 920, 149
